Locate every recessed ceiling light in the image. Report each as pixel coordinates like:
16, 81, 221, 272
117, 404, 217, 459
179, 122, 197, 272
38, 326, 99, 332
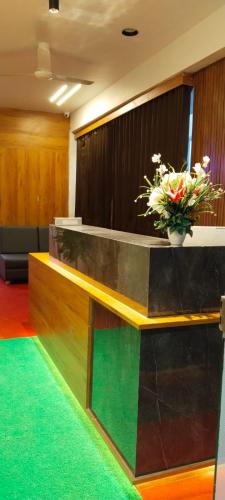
122, 28, 139, 37
56, 83, 82, 106
49, 0, 59, 14
49, 84, 68, 103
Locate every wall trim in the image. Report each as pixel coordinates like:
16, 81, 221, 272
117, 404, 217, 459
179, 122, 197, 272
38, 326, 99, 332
73, 72, 193, 139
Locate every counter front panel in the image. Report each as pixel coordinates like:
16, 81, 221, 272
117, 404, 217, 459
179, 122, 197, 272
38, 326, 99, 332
90, 301, 222, 477
136, 323, 222, 476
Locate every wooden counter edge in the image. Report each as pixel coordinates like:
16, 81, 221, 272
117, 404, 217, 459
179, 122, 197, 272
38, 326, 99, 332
29, 253, 220, 330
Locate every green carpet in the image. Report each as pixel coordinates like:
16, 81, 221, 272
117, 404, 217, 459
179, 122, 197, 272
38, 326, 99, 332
0, 337, 141, 500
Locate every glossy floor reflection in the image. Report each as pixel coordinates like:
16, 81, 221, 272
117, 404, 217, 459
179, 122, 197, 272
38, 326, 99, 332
0, 279, 35, 339
137, 465, 214, 500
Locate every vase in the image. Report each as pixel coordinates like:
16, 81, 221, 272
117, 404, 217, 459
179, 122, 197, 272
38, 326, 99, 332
167, 229, 186, 246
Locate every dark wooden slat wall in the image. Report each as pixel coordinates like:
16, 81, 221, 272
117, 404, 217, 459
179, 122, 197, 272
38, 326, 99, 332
191, 58, 225, 225
111, 87, 191, 235
76, 86, 191, 235
75, 126, 112, 228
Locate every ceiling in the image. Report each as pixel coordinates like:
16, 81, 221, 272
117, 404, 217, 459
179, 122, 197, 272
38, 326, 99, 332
0, 0, 223, 114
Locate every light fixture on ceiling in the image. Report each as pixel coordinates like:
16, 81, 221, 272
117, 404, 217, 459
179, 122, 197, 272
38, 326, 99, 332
122, 28, 139, 37
49, 84, 68, 103
49, 0, 59, 14
56, 83, 82, 106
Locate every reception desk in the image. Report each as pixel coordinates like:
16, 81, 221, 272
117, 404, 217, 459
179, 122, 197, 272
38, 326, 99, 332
29, 225, 223, 482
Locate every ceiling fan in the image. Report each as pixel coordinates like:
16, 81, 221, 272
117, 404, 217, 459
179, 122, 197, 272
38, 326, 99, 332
0, 42, 93, 86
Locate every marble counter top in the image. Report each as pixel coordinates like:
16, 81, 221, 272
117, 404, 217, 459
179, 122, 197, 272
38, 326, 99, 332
58, 224, 169, 247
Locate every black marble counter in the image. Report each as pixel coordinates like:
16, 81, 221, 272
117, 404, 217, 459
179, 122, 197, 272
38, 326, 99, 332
49, 225, 225, 317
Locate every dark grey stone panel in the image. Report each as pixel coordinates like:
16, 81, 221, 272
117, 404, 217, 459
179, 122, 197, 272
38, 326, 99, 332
49, 225, 225, 317
136, 324, 222, 475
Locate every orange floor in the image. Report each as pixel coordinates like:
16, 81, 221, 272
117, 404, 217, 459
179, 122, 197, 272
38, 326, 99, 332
136, 466, 214, 500
0, 279, 35, 339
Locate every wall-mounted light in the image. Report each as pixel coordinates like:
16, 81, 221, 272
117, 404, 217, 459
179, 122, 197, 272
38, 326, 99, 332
56, 84, 82, 106
49, 0, 59, 14
49, 84, 68, 103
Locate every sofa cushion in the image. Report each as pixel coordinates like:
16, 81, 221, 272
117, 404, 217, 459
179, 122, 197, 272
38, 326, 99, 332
0, 266, 28, 281
38, 226, 49, 252
0, 226, 38, 253
0, 254, 28, 269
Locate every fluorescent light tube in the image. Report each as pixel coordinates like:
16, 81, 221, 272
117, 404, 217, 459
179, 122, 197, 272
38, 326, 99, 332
56, 84, 82, 106
49, 84, 68, 103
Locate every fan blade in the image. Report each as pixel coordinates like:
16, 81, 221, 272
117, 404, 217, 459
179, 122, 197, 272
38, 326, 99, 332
0, 73, 34, 77
53, 73, 93, 85
37, 42, 51, 72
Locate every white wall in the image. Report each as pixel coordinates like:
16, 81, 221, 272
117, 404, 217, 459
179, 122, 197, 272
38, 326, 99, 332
69, 4, 225, 213
68, 128, 77, 216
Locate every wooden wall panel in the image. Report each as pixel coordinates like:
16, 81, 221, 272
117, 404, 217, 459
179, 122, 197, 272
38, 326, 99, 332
29, 254, 90, 409
0, 108, 68, 149
191, 58, 225, 225
0, 109, 69, 225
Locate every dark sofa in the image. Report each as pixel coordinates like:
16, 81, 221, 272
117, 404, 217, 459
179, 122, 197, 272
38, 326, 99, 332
0, 225, 49, 282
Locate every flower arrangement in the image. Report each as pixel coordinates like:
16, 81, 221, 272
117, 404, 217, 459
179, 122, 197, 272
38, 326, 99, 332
135, 154, 224, 237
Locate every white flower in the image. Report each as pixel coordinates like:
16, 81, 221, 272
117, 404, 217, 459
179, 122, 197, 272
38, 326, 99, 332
161, 173, 169, 186
147, 187, 164, 213
161, 172, 182, 188
156, 164, 168, 176
147, 188, 162, 206
169, 172, 180, 183
202, 155, 210, 168
152, 153, 161, 164
184, 172, 195, 187
193, 163, 206, 177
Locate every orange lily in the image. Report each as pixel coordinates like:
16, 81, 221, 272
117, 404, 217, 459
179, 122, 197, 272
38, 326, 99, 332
166, 178, 186, 202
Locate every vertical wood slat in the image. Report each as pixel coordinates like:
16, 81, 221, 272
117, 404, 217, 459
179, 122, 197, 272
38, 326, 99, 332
0, 109, 69, 225
29, 254, 90, 409
191, 58, 225, 226
76, 126, 112, 229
